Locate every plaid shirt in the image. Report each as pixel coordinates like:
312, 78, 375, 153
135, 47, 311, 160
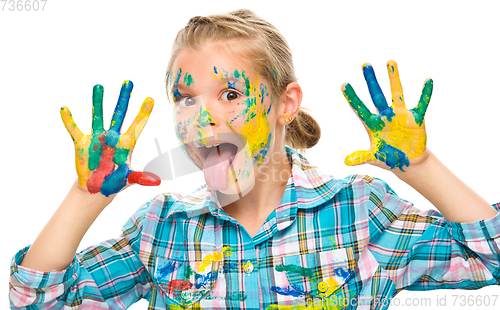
10, 147, 500, 309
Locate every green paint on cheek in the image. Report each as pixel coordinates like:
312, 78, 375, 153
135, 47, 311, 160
198, 106, 212, 127
275, 264, 314, 279
183, 73, 194, 86
114, 147, 130, 165
233, 69, 240, 79
241, 71, 251, 96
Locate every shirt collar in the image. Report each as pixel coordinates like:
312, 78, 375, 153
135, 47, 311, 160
166, 146, 347, 222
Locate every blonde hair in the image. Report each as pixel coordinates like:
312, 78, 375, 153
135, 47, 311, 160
166, 9, 320, 150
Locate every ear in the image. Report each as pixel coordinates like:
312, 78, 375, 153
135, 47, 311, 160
279, 82, 303, 126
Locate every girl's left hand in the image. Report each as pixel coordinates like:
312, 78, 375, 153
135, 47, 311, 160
341, 60, 433, 172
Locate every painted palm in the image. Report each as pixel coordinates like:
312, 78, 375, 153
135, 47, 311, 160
60, 81, 160, 196
342, 61, 433, 171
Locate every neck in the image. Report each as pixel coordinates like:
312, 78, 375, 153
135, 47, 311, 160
216, 147, 291, 237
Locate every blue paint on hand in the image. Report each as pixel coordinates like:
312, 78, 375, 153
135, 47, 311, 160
101, 163, 131, 196
363, 65, 395, 121
104, 130, 120, 148
374, 140, 410, 171
109, 81, 133, 133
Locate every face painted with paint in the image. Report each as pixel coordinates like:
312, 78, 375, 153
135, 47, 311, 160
171, 43, 283, 197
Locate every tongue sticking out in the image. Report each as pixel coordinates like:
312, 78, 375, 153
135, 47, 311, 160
203, 143, 237, 191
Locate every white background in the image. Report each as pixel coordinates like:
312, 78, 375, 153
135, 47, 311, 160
1, 0, 499, 309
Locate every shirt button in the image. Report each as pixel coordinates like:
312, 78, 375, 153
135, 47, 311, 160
181, 290, 192, 300
318, 281, 329, 293
244, 261, 254, 274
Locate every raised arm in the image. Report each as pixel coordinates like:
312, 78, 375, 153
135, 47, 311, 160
21, 81, 159, 272
341, 61, 498, 223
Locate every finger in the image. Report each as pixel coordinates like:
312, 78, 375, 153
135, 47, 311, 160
410, 78, 433, 126
105, 80, 134, 148
128, 171, 161, 186
101, 163, 131, 197
341, 83, 385, 133
386, 60, 405, 108
345, 150, 377, 166
60, 106, 84, 142
362, 63, 395, 120
123, 97, 155, 148
109, 80, 134, 133
92, 84, 104, 133
86, 145, 115, 194
113, 97, 154, 166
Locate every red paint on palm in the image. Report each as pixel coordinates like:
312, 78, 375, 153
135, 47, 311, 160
87, 145, 116, 194
128, 171, 161, 186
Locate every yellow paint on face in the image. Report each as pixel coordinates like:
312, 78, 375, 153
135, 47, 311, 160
196, 246, 233, 273
239, 110, 271, 166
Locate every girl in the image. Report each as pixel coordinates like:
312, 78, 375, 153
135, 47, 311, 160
9, 9, 500, 310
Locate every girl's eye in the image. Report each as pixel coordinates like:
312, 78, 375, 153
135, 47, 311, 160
221, 90, 240, 101
179, 96, 197, 107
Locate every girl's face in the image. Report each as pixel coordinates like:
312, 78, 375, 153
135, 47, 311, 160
171, 43, 280, 196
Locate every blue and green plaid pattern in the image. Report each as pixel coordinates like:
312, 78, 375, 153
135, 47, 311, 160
10, 147, 500, 309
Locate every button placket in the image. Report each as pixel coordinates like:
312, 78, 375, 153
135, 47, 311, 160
244, 260, 254, 274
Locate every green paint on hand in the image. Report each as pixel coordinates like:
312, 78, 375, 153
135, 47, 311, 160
88, 131, 104, 170
410, 79, 433, 126
343, 83, 385, 132
114, 147, 130, 165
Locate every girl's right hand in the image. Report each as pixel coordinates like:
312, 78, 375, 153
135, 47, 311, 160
60, 80, 160, 197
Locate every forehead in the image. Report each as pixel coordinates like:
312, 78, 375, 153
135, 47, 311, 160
172, 43, 259, 84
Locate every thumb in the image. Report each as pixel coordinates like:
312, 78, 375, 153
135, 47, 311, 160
128, 171, 161, 186
345, 150, 377, 166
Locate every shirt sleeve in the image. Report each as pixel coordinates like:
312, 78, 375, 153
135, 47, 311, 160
357, 175, 500, 292
9, 195, 161, 309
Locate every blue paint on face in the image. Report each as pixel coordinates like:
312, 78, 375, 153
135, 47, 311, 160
363, 65, 395, 121
374, 139, 410, 171
173, 88, 181, 101
172, 68, 183, 102
213, 66, 218, 75
100, 163, 131, 196
254, 132, 272, 163
270, 286, 302, 297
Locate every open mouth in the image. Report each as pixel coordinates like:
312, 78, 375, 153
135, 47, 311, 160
197, 142, 239, 167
